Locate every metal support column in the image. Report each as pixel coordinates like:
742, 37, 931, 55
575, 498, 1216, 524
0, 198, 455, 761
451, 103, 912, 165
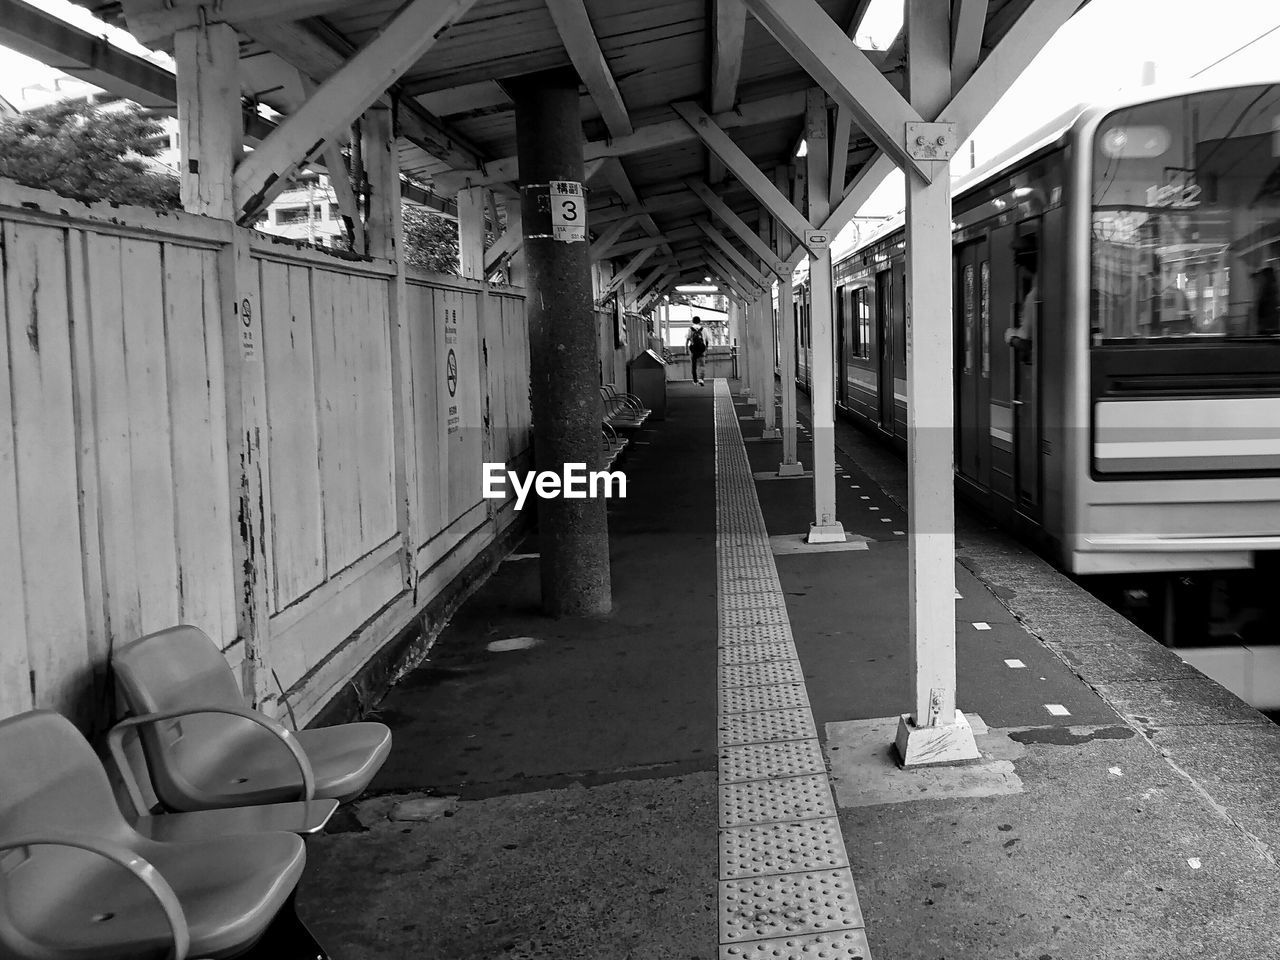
775, 165, 803, 474
804, 88, 844, 543
894, 0, 980, 765
757, 203, 779, 438
514, 69, 612, 617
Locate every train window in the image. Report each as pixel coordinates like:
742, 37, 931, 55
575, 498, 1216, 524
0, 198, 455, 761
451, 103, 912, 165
962, 264, 976, 374
856, 288, 871, 360
980, 261, 991, 377
1091, 83, 1280, 340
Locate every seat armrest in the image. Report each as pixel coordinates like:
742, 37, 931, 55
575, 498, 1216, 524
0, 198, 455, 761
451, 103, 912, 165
0, 834, 190, 960
107, 706, 317, 816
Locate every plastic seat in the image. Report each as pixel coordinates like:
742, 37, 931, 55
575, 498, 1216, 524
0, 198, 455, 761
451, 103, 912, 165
0, 710, 311, 960
112, 625, 392, 812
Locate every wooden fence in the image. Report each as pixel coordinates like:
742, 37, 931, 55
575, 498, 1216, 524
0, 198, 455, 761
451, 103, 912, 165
0, 179, 531, 729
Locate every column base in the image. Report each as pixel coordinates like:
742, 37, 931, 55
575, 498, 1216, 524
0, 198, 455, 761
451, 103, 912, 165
806, 521, 846, 544
894, 710, 982, 768
760, 428, 780, 439
777, 461, 806, 476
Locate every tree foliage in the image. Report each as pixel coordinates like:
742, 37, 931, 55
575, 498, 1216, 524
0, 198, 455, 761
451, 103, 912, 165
0, 101, 180, 208
401, 203, 460, 275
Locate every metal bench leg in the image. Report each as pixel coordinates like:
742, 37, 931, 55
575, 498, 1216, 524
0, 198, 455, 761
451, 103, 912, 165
240, 893, 332, 960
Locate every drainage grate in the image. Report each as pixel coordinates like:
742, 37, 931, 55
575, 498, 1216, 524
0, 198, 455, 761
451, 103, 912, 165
720, 817, 850, 878
718, 708, 817, 747
719, 775, 837, 827
719, 869, 864, 942
719, 739, 827, 783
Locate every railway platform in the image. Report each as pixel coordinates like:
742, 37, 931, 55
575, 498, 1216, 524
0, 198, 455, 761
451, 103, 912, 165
297, 381, 1280, 960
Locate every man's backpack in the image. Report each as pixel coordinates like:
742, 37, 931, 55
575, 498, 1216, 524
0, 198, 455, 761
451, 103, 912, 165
689, 327, 706, 351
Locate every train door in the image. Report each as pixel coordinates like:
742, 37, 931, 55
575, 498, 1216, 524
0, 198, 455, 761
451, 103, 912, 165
835, 285, 850, 407
955, 238, 991, 489
875, 268, 894, 429
1011, 224, 1041, 520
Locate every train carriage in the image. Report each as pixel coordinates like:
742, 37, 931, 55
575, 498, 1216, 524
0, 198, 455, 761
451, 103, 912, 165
788, 80, 1280, 705
793, 79, 1280, 577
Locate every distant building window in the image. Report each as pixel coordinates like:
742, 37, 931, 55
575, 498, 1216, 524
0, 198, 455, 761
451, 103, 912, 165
276, 205, 323, 224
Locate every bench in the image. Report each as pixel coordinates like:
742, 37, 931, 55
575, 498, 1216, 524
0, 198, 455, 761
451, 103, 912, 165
111, 625, 392, 813
0, 710, 324, 960
599, 384, 649, 430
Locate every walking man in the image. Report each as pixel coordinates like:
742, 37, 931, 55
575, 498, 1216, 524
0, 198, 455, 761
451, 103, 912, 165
687, 315, 709, 386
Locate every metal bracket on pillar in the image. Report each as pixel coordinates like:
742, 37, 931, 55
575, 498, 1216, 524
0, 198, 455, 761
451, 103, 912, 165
905, 122, 957, 161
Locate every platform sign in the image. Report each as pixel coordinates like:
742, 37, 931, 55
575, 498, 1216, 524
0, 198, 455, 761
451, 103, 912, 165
549, 181, 586, 242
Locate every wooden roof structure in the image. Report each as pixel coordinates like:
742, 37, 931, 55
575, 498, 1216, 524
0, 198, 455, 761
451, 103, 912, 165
58, 0, 1087, 300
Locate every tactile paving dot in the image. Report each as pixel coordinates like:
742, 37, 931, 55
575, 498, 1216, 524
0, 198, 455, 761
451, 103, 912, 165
719, 929, 871, 960
721, 624, 793, 645
721, 660, 805, 687
720, 683, 810, 715
719, 869, 863, 941
720, 605, 791, 628
719, 642, 796, 665
720, 739, 826, 783
720, 818, 849, 878
719, 775, 836, 827
718, 708, 817, 746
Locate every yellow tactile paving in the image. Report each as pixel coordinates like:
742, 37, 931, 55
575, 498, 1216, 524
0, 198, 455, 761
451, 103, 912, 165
713, 380, 870, 960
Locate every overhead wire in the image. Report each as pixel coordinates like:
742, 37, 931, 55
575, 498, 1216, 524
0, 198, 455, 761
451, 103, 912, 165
1190, 22, 1280, 78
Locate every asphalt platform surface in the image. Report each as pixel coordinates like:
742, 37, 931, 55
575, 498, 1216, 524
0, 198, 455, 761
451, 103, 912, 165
298, 380, 1280, 960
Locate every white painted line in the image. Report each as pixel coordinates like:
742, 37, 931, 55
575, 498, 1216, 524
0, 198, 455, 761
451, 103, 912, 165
1004, 659, 1026, 669
893, 530, 904, 535
1045, 704, 1071, 716
972, 622, 990, 631
869, 507, 880, 511
859, 496, 870, 500
880, 518, 891, 523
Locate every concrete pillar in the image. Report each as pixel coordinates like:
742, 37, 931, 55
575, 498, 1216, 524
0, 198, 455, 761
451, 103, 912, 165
514, 70, 612, 617
734, 293, 753, 397
804, 88, 843, 544
894, 0, 980, 766
457, 186, 486, 280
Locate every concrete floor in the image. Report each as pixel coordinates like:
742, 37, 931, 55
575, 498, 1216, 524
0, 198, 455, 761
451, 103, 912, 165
298, 381, 1280, 959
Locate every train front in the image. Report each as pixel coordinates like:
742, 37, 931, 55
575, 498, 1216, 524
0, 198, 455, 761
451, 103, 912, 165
1066, 82, 1280, 576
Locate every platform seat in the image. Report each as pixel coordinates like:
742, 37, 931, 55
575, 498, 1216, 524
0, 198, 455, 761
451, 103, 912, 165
602, 421, 628, 469
0, 710, 317, 960
600, 385, 649, 430
111, 625, 392, 813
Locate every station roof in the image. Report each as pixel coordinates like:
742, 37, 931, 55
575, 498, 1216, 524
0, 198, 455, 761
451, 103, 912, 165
49, 0, 1085, 299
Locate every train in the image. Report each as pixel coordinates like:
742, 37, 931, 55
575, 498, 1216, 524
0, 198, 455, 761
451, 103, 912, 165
783, 78, 1280, 707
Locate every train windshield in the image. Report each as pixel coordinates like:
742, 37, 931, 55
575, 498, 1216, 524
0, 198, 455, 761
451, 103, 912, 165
1091, 84, 1280, 341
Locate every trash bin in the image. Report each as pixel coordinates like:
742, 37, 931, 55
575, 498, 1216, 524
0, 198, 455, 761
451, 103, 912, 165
628, 349, 667, 421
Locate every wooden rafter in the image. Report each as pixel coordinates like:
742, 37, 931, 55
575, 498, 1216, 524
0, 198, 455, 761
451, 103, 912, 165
671, 101, 815, 254
433, 90, 806, 193
545, 0, 632, 138
685, 179, 783, 277
121, 0, 350, 46
232, 0, 480, 224
694, 219, 771, 290
589, 215, 639, 261
740, 0, 928, 181
601, 247, 657, 299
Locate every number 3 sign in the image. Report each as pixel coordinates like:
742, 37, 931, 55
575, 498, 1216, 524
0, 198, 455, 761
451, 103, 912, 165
549, 181, 586, 243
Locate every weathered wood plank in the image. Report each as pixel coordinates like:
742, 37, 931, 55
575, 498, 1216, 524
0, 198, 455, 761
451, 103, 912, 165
165, 243, 235, 644
0, 221, 33, 715
6, 221, 90, 715
122, 237, 180, 635
261, 260, 324, 610
83, 232, 144, 655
